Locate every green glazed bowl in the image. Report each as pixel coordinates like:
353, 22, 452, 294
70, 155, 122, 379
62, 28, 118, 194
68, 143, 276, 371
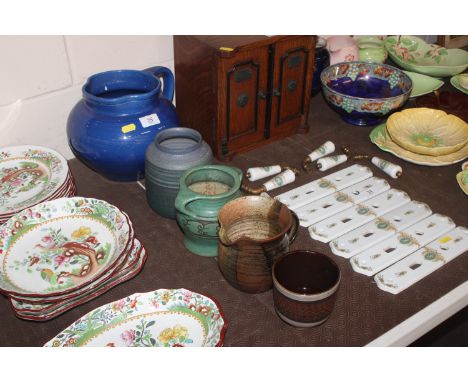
385, 36, 468, 77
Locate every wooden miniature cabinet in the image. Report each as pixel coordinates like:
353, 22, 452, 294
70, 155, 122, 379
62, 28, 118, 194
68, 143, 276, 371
174, 35, 316, 160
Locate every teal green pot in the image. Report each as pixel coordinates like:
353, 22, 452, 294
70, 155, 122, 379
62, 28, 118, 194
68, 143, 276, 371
175, 165, 243, 257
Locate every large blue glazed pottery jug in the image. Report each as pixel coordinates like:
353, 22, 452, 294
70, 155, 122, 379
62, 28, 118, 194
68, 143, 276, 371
175, 165, 243, 257
67, 66, 180, 181
145, 127, 213, 219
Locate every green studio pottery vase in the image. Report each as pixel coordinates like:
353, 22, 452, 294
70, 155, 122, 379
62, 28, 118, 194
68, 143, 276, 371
175, 165, 243, 257
145, 127, 213, 219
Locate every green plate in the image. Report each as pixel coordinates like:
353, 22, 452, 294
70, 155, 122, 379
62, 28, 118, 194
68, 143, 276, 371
403, 71, 444, 98
450, 75, 468, 95
456, 170, 468, 195
385, 36, 468, 77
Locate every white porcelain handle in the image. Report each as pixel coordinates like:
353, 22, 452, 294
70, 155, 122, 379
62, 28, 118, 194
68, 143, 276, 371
307, 141, 335, 162
263, 169, 296, 191
317, 155, 348, 171
371, 156, 402, 179
246, 165, 282, 181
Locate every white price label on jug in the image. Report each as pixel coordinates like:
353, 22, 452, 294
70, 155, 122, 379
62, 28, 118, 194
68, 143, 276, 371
139, 113, 161, 128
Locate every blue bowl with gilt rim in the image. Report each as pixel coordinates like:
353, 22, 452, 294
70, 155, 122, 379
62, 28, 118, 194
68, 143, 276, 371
320, 61, 413, 126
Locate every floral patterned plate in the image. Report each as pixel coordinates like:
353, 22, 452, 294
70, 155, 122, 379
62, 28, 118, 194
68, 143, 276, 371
0, 197, 132, 297
0, 168, 72, 216
11, 240, 143, 313
0, 146, 69, 215
0, 174, 76, 225
9, 210, 135, 304
385, 36, 468, 77
370, 122, 468, 166
44, 289, 227, 347
11, 239, 146, 321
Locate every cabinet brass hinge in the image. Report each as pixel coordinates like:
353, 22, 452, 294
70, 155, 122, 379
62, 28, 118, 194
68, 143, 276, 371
221, 141, 229, 156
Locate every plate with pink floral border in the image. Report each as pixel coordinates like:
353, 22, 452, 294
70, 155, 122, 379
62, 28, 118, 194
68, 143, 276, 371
10, 239, 146, 321
44, 289, 227, 347
0, 197, 132, 297
7, 210, 135, 304
0, 169, 77, 223
0, 146, 69, 215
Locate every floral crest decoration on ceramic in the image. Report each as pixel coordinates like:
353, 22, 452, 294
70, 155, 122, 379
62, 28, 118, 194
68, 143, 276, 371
0, 197, 130, 295
44, 289, 226, 347
10, 240, 142, 314
5, 221, 114, 292
0, 146, 67, 214
386, 37, 450, 65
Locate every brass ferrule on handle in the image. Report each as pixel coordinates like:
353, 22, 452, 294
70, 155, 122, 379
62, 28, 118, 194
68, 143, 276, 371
302, 156, 314, 172
341, 145, 370, 160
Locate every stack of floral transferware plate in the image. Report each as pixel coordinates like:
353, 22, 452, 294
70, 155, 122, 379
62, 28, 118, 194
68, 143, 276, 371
370, 108, 468, 166
0, 145, 77, 225
44, 289, 227, 347
0, 196, 146, 321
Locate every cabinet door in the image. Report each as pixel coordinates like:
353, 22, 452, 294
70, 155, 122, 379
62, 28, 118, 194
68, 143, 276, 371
269, 36, 315, 138
217, 47, 269, 157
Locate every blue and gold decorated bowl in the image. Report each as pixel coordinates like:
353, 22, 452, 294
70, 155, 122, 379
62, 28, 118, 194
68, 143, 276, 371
320, 61, 412, 126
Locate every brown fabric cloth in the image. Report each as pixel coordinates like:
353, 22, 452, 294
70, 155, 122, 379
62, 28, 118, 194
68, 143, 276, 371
0, 88, 467, 347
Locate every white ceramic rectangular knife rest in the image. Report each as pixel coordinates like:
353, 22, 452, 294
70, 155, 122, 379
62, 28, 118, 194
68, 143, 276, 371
308, 189, 410, 243
375, 226, 468, 294
351, 214, 455, 276
330, 201, 432, 258
295, 177, 390, 227
276, 164, 372, 210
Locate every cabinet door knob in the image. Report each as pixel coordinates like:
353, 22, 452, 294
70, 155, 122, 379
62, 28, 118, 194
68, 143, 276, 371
237, 93, 249, 108
272, 89, 281, 97
287, 80, 297, 92
257, 91, 267, 100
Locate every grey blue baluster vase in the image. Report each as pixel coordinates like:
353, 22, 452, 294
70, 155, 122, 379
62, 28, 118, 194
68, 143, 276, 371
175, 165, 243, 257
145, 127, 213, 219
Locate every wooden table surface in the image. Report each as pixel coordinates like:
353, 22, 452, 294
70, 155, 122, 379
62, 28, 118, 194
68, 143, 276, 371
0, 83, 467, 347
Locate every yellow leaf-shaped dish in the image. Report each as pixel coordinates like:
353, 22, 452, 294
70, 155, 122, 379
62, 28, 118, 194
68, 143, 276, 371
369, 123, 468, 166
386, 108, 468, 156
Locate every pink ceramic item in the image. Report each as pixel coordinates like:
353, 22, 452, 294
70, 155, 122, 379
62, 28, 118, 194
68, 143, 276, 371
326, 36, 359, 65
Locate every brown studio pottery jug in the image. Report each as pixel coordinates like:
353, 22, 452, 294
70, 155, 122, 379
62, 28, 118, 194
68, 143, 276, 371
217, 196, 299, 294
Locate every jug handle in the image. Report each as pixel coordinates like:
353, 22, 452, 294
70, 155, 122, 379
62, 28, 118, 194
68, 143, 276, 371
174, 191, 214, 221
144, 66, 175, 102
287, 210, 299, 244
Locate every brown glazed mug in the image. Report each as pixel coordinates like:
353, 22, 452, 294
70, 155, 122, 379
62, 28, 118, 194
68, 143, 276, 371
217, 196, 299, 294
272, 250, 341, 327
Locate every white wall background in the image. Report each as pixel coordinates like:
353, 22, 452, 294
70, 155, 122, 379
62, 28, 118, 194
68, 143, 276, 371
0, 36, 174, 159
